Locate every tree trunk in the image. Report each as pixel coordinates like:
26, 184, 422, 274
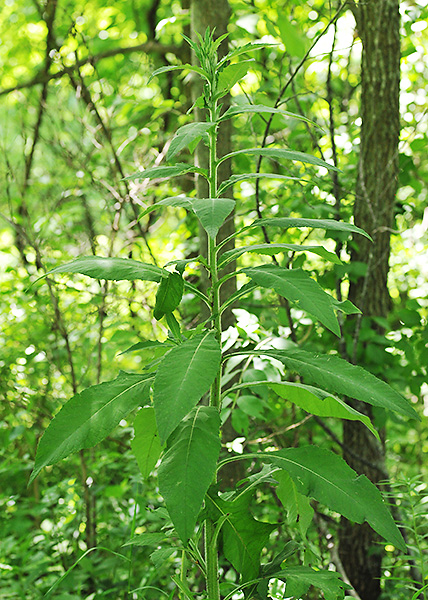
339, 2, 400, 599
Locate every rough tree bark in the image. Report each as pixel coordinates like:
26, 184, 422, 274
339, 1, 401, 599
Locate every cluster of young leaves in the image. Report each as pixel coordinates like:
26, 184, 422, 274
30, 29, 418, 599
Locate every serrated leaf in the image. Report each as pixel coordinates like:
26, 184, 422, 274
167, 122, 215, 161
150, 546, 176, 568
256, 347, 418, 420
220, 104, 318, 127
206, 488, 276, 582
154, 271, 184, 320
261, 446, 406, 551
219, 147, 339, 172
269, 381, 379, 439
268, 566, 349, 600
242, 265, 340, 336
218, 243, 342, 268
125, 164, 201, 182
138, 196, 193, 220
192, 197, 235, 238
132, 407, 164, 478
216, 60, 254, 96
153, 331, 221, 443
218, 173, 303, 194
252, 217, 371, 240
158, 406, 221, 542
30, 372, 153, 484
37, 256, 165, 284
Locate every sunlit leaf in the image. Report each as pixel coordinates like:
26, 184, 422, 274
132, 407, 164, 478
252, 217, 371, 240
218, 243, 342, 268
219, 147, 340, 172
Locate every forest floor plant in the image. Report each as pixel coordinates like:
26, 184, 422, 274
30, 30, 419, 600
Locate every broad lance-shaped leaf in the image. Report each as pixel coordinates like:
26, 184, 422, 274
158, 406, 221, 543
269, 381, 379, 439
148, 63, 209, 84
153, 331, 221, 443
132, 407, 164, 478
218, 243, 342, 268
220, 104, 319, 128
216, 60, 253, 96
218, 173, 303, 195
275, 470, 314, 538
154, 271, 184, 320
260, 567, 350, 600
218, 147, 340, 172
206, 487, 276, 583
36, 256, 165, 284
260, 446, 406, 551
242, 265, 341, 336
166, 122, 215, 161
30, 372, 153, 484
252, 347, 418, 420
125, 163, 205, 182
252, 217, 371, 241
192, 197, 235, 238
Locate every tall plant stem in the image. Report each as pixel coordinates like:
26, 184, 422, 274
205, 101, 222, 600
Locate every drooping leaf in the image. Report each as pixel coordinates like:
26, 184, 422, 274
218, 147, 339, 172
269, 381, 379, 439
252, 217, 371, 240
218, 173, 303, 195
37, 256, 166, 284
30, 372, 153, 484
265, 566, 349, 600
138, 196, 193, 220
132, 407, 164, 478
192, 197, 236, 238
153, 331, 221, 443
165, 312, 182, 341
261, 446, 406, 551
206, 487, 276, 583
154, 271, 184, 320
125, 164, 204, 182
275, 470, 314, 537
220, 104, 318, 127
255, 347, 418, 420
167, 122, 215, 161
218, 243, 342, 268
218, 41, 278, 68
158, 406, 221, 543
242, 265, 340, 336
119, 340, 173, 355
217, 60, 254, 96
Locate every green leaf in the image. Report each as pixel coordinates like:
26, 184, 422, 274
158, 406, 221, 543
132, 407, 164, 478
218, 147, 340, 172
269, 381, 379, 439
125, 164, 203, 182
220, 104, 318, 127
165, 312, 182, 342
275, 470, 314, 537
218, 243, 342, 268
218, 41, 277, 68
257, 347, 419, 420
267, 566, 349, 600
153, 331, 221, 443
261, 446, 406, 551
242, 265, 340, 336
154, 271, 184, 320
218, 173, 303, 195
30, 372, 153, 484
252, 217, 372, 240
192, 197, 235, 238
167, 122, 215, 161
277, 19, 307, 58
138, 196, 193, 220
119, 340, 173, 355
37, 256, 165, 283
122, 532, 166, 547
216, 60, 254, 96
148, 63, 209, 84
206, 487, 276, 582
